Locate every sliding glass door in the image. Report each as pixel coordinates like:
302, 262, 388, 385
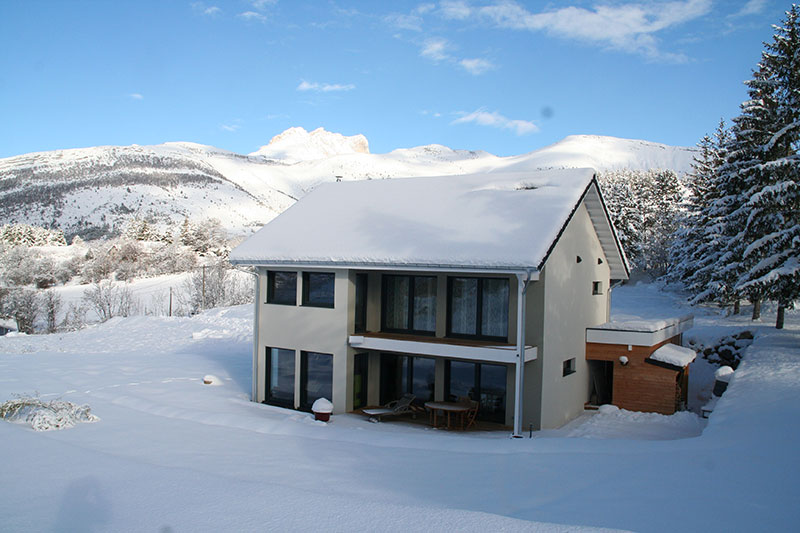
265, 347, 295, 408
446, 360, 507, 423
300, 351, 333, 410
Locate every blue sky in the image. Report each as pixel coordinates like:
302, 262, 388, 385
0, 1, 791, 158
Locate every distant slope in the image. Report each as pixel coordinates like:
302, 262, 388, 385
0, 128, 696, 239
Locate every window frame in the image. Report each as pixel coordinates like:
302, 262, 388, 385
302, 272, 335, 308
446, 276, 509, 342
266, 271, 297, 305
299, 350, 333, 411
563, 358, 577, 377
264, 347, 295, 408
380, 274, 437, 336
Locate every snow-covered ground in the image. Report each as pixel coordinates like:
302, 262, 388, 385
1, 283, 798, 531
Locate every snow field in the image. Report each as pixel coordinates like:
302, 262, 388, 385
0, 284, 798, 531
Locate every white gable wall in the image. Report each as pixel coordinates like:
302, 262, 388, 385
524, 201, 611, 430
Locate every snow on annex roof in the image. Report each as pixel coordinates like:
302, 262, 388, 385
230, 168, 627, 276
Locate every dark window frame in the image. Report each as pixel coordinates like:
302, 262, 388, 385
563, 358, 577, 377
592, 281, 603, 295
444, 359, 507, 424
354, 273, 368, 333
302, 272, 335, 308
264, 346, 295, 408
380, 274, 437, 336
446, 276, 509, 342
267, 271, 297, 305
299, 350, 333, 411
379, 353, 436, 405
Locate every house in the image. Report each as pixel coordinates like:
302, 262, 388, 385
229, 168, 629, 435
586, 315, 695, 414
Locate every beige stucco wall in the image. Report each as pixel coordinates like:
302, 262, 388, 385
254, 267, 351, 412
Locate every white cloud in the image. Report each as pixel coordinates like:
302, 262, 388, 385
440, 0, 471, 20
239, 11, 266, 22
297, 80, 356, 92
191, 3, 221, 16
475, 0, 712, 62
730, 0, 767, 18
452, 109, 538, 135
249, 0, 277, 8
420, 37, 451, 61
459, 58, 494, 75
221, 124, 240, 132
385, 13, 424, 31
129, 93, 143, 100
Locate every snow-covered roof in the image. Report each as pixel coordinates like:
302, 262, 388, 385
230, 168, 628, 276
648, 343, 697, 368
586, 315, 693, 346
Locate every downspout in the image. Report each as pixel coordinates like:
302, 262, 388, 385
513, 270, 533, 438
251, 270, 260, 402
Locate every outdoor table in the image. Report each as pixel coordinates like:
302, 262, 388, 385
424, 401, 470, 430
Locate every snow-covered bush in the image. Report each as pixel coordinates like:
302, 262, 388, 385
0, 394, 99, 431
4, 288, 40, 334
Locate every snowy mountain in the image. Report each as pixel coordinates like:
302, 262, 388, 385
0, 128, 696, 239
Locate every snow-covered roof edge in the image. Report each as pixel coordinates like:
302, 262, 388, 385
586, 315, 694, 346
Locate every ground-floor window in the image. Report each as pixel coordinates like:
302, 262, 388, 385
446, 360, 507, 423
379, 353, 435, 405
265, 347, 295, 408
300, 351, 333, 410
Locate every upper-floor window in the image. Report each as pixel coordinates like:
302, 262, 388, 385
303, 272, 335, 308
447, 277, 509, 341
381, 275, 437, 334
267, 271, 297, 305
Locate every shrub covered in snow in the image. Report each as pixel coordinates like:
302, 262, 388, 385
0, 394, 99, 431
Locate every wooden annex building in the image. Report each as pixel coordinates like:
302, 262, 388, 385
585, 315, 695, 415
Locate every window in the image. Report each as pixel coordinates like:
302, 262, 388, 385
447, 277, 509, 340
267, 271, 297, 305
354, 273, 368, 333
445, 360, 507, 423
592, 281, 603, 295
379, 353, 435, 405
563, 358, 576, 377
300, 351, 333, 410
381, 275, 437, 334
265, 347, 295, 407
303, 272, 335, 308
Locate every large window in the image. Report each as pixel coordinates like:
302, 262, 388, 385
303, 272, 335, 308
265, 347, 295, 408
267, 271, 297, 305
381, 275, 437, 334
446, 360, 507, 423
379, 353, 435, 405
300, 351, 333, 410
354, 274, 368, 333
447, 277, 509, 340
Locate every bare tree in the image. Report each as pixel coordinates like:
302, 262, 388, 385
82, 280, 138, 322
42, 289, 62, 333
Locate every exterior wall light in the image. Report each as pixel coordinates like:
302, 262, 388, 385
619, 355, 629, 366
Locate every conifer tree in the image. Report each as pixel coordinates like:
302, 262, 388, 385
722, 5, 800, 328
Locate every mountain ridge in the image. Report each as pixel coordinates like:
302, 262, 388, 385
0, 129, 697, 240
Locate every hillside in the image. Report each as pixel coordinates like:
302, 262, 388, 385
0, 128, 697, 239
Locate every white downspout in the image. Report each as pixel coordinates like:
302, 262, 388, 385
251, 269, 261, 402
513, 271, 532, 438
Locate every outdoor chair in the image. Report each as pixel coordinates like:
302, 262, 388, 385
458, 396, 480, 430
362, 393, 416, 422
